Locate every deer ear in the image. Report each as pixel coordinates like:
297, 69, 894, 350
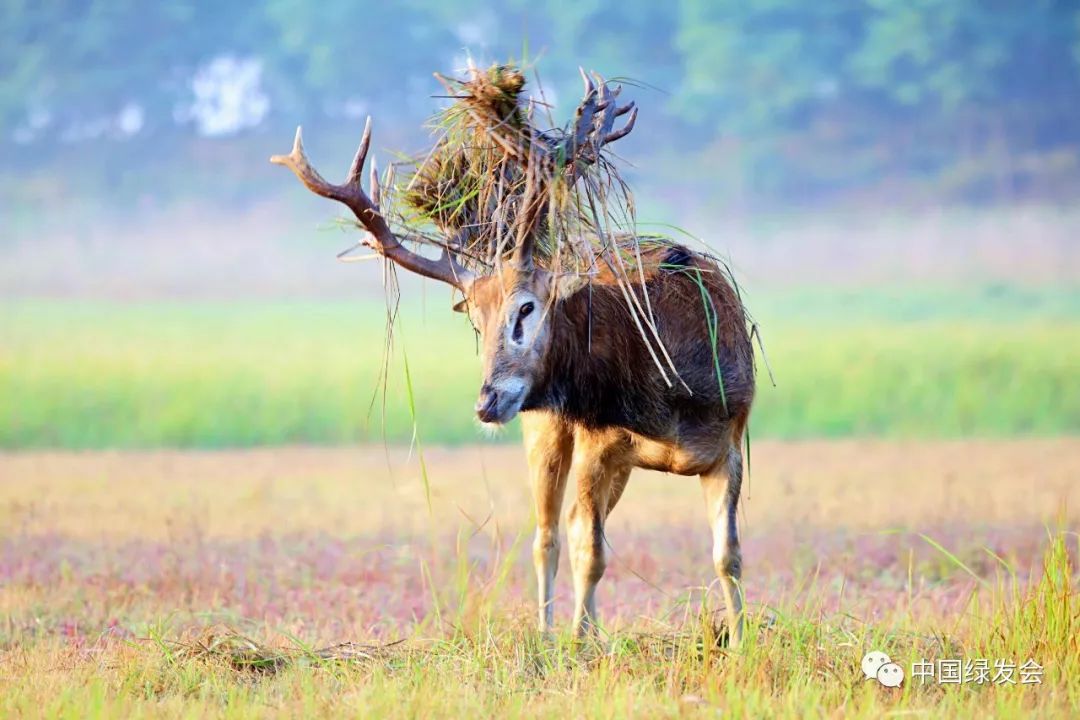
452, 298, 469, 314
554, 273, 589, 299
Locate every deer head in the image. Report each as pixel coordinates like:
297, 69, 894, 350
453, 245, 592, 425
271, 71, 635, 426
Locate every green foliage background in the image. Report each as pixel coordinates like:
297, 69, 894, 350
3, 0, 1079, 204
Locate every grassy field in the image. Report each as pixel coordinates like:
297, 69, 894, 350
2, 287, 1077, 448
1, 441, 1077, 717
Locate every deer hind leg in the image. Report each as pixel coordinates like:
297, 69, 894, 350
605, 469, 631, 520
700, 442, 745, 647
522, 412, 573, 633
567, 430, 631, 637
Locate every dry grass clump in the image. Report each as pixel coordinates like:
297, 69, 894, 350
391, 62, 644, 280
378, 62, 746, 386
165, 626, 405, 674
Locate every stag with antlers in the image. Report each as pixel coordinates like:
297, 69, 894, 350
271, 68, 755, 645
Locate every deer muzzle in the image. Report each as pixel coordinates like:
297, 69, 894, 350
474, 378, 528, 425
475, 384, 500, 423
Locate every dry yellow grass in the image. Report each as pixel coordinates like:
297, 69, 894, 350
1, 440, 1078, 718
3, 439, 1076, 541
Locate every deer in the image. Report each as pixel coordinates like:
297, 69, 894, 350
270, 77, 756, 646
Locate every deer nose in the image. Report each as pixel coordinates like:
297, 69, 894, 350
475, 384, 499, 422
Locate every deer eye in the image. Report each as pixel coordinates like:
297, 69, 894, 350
512, 302, 534, 343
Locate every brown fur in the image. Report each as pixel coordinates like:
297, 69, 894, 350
459, 244, 755, 642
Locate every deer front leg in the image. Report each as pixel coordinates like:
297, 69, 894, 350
567, 431, 631, 637
700, 446, 745, 647
522, 413, 572, 633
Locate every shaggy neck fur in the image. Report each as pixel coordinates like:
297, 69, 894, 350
521, 263, 755, 438
524, 284, 665, 434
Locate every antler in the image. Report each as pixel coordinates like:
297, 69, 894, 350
512, 122, 544, 272
557, 69, 638, 175
270, 119, 475, 290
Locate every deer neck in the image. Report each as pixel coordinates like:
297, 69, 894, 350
523, 288, 617, 417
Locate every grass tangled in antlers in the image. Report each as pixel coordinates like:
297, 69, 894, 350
393, 63, 642, 278
360, 62, 758, 393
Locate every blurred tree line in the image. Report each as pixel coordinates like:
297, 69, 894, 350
2, 0, 1079, 205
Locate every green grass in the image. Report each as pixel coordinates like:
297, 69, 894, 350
1, 289, 1077, 448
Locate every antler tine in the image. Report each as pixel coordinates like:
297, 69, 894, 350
565, 79, 599, 157
579, 66, 595, 96
383, 163, 396, 201
271, 119, 475, 290
590, 71, 605, 93
604, 105, 638, 143
369, 157, 380, 209
591, 75, 635, 140
270, 126, 332, 195
594, 81, 618, 144
346, 117, 372, 186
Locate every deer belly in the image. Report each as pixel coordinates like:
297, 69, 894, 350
630, 435, 720, 476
